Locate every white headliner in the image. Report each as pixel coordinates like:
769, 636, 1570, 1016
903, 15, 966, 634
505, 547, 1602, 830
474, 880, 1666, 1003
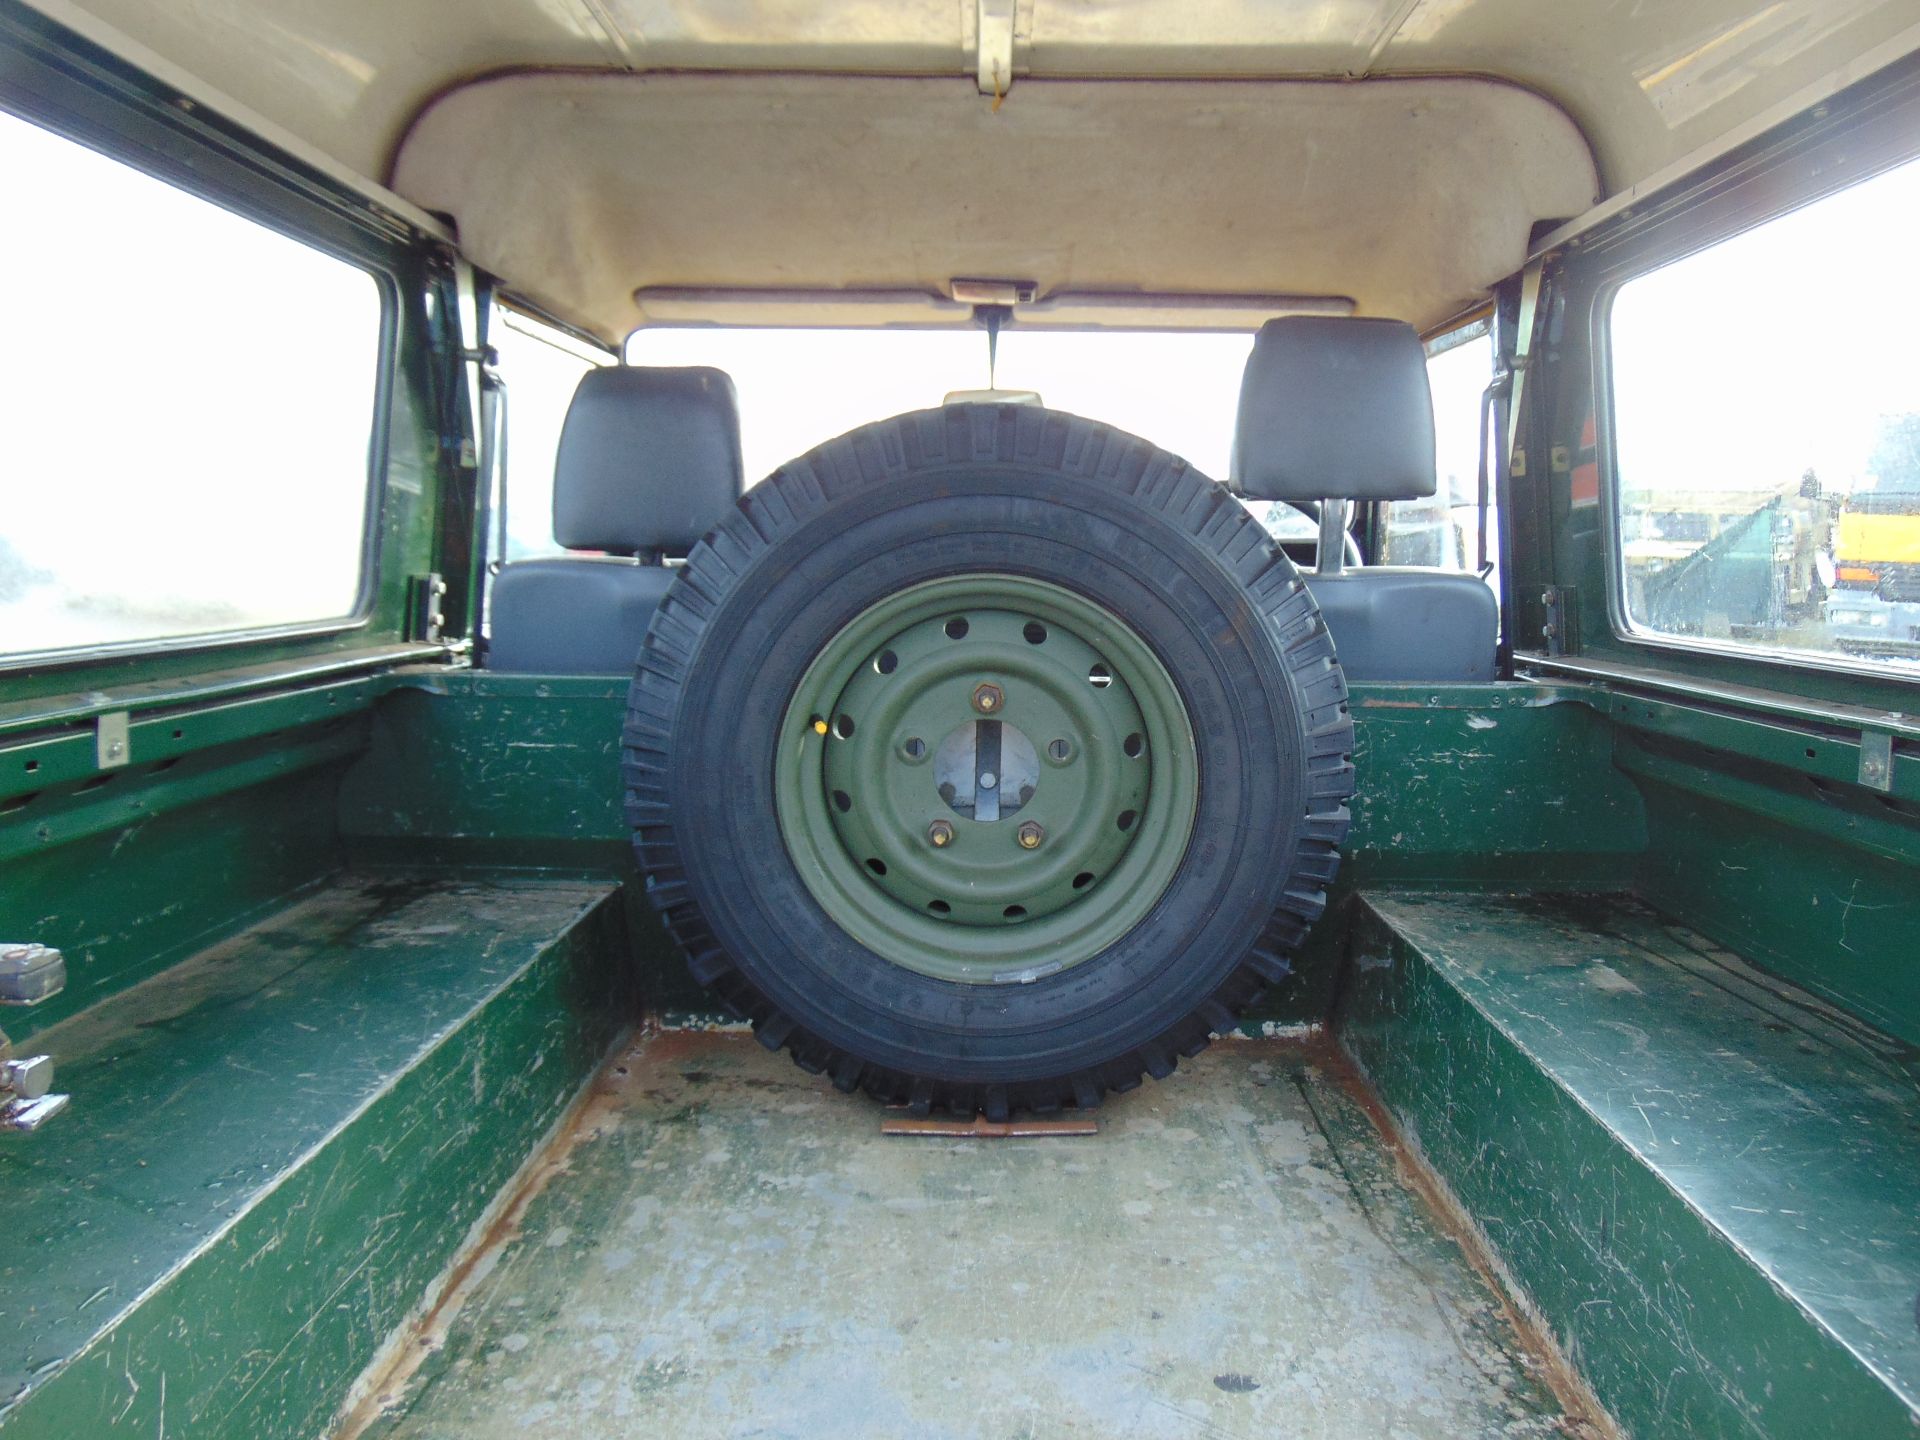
393, 73, 1596, 342
21, 0, 1920, 338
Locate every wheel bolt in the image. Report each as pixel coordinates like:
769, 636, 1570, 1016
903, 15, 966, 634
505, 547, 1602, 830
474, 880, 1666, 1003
972, 682, 1004, 714
1016, 821, 1045, 850
928, 819, 955, 848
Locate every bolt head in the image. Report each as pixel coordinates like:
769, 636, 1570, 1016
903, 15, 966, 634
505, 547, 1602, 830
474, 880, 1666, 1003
928, 820, 955, 848
972, 682, 1004, 714
1016, 821, 1044, 850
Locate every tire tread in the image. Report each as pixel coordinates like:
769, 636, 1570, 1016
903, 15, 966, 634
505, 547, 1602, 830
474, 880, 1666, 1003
622, 406, 1354, 1115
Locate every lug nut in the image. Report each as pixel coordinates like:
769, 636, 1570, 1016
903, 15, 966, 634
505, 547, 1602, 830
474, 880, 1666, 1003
928, 819, 955, 848
1016, 821, 1045, 850
972, 682, 1004, 714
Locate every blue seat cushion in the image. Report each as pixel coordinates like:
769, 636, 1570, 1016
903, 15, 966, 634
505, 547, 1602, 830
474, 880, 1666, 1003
1302, 568, 1497, 682
487, 557, 674, 675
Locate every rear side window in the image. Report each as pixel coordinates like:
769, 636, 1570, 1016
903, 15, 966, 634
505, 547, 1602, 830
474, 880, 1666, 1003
0, 109, 384, 663
1608, 155, 1920, 674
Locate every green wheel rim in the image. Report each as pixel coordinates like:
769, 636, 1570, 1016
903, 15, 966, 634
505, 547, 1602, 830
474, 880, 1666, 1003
774, 574, 1199, 984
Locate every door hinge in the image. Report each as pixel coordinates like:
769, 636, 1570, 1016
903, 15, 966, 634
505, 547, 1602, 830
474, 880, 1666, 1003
409, 573, 448, 643
1540, 586, 1578, 656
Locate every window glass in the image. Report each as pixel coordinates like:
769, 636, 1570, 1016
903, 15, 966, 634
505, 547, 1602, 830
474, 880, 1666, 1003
995, 331, 1324, 543
624, 326, 1323, 539
1382, 332, 1497, 577
1610, 155, 1920, 673
491, 310, 609, 561
624, 328, 982, 485
0, 109, 383, 660
991, 330, 1253, 481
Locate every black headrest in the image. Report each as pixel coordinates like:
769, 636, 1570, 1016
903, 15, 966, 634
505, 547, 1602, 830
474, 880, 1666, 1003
554, 366, 743, 555
1230, 316, 1437, 503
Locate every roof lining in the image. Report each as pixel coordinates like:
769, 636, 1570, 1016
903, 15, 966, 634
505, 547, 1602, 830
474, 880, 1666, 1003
1532, 16, 1920, 258
384, 62, 1607, 195
393, 70, 1601, 344
25, 0, 454, 244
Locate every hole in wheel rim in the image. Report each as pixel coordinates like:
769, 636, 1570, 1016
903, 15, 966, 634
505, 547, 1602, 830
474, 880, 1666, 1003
835, 714, 856, 739
1123, 732, 1145, 758
1117, 809, 1137, 831
944, 617, 970, 639
1088, 663, 1113, 688
1023, 621, 1048, 644
832, 790, 852, 813
874, 649, 898, 674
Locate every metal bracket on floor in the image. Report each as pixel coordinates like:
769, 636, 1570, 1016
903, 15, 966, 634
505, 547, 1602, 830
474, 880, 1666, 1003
881, 1112, 1097, 1138
0, 943, 64, 1006
0, 1025, 66, 1134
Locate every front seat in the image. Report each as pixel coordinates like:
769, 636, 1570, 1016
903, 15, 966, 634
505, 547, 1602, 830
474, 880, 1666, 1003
487, 366, 743, 674
1231, 315, 1498, 682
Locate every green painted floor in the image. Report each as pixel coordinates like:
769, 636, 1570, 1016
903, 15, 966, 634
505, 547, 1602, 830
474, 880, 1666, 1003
346, 1031, 1592, 1440
1343, 890, 1920, 1438
0, 871, 628, 1438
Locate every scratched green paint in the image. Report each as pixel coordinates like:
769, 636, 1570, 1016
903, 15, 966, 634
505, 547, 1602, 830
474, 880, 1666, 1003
1339, 892, 1920, 1437
0, 587, 1913, 1440
0, 757, 352, 1043
336, 675, 1647, 1024
0, 874, 634, 1439
1619, 739, 1920, 1048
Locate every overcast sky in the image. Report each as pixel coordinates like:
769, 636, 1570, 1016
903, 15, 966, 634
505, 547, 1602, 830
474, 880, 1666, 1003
1612, 153, 1920, 498
0, 106, 379, 653
619, 325, 1492, 499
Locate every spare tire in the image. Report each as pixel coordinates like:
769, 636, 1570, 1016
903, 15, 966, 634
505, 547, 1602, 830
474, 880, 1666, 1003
623, 405, 1352, 1116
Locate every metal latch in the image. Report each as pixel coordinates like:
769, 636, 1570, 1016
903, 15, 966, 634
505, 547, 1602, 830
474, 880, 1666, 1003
973, 0, 1025, 102
0, 943, 65, 1006
0, 1027, 67, 1134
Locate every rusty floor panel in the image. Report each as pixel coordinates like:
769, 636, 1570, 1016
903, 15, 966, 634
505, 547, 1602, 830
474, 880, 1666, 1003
341, 1031, 1595, 1440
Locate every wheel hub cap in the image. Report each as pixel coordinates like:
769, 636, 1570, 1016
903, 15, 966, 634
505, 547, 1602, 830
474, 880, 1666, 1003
775, 575, 1198, 985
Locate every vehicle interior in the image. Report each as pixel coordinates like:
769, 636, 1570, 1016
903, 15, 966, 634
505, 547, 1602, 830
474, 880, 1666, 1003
2, 2, 1918, 1436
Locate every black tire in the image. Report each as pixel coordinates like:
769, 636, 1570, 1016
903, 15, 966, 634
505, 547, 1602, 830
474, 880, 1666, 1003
623, 405, 1353, 1116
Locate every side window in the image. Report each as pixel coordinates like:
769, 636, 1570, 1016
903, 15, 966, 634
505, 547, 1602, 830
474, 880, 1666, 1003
1380, 329, 1496, 572
1609, 155, 1920, 673
0, 109, 384, 662
490, 309, 609, 561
